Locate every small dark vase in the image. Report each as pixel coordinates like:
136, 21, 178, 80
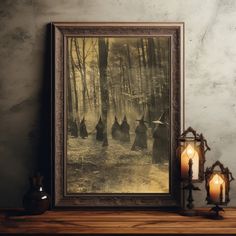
23, 173, 50, 215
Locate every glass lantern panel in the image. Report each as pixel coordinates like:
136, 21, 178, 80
180, 142, 199, 180
209, 173, 226, 203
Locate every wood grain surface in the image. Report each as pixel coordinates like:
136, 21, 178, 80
1, 208, 236, 234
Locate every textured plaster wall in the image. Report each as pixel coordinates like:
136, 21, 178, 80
0, 0, 236, 207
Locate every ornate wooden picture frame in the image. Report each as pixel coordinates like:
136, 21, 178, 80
52, 22, 184, 207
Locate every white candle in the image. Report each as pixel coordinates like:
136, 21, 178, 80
181, 143, 199, 180
209, 174, 225, 203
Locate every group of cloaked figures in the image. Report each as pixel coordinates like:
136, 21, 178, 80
69, 114, 169, 164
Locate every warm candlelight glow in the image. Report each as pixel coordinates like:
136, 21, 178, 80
209, 173, 225, 203
186, 144, 195, 158
181, 143, 199, 180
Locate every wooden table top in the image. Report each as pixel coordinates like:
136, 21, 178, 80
1, 208, 236, 234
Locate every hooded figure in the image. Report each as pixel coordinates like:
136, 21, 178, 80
111, 116, 121, 140
95, 116, 104, 141
152, 113, 169, 163
79, 117, 88, 139
131, 116, 147, 150
120, 115, 130, 142
70, 119, 78, 138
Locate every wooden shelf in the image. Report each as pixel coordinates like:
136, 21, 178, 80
1, 208, 236, 234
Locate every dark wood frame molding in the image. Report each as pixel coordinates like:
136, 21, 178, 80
52, 22, 184, 208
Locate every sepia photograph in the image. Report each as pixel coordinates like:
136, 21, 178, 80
66, 36, 171, 194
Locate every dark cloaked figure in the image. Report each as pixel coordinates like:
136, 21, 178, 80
79, 118, 88, 139
96, 117, 104, 141
120, 115, 130, 142
70, 119, 78, 137
152, 121, 169, 164
131, 116, 147, 150
111, 116, 121, 140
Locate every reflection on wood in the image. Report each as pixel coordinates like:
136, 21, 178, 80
1, 209, 236, 234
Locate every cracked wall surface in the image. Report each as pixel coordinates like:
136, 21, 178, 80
0, 0, 236, 207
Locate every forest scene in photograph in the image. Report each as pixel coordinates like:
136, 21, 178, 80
66, 36, 171, 194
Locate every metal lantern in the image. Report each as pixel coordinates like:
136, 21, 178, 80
205, 161, 234, 219
205, 161, 234, 206
178, 127, 210, 182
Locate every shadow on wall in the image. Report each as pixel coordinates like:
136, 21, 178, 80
0, 22, 53, 208
37, 24, 53, 201
24, 24, 53, 205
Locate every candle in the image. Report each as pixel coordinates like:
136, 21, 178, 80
209, 173, 225, 203
181, 143, 199, 180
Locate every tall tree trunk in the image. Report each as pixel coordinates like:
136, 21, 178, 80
140, 38, 151, 123
126, 44, 133, 94
70, 39, 79, 118
82, 38, 91, 113
98, 38, 109, 147
108, 67, 117, 114
140, 39, 147, 67
162, 37, 171, 113
71, 62, 79, 114
119, 57, 125, 116
73, 38, 92, 114
67, 41, 73, 124
155, 38, 163, 116
156, 37, 162, 68
126, 43, 135, 111
137, 40, 143, 93
147, 38, 157, 125
137, 40, 143, 113
91, 66, 97, 112
73, 39, 86, 114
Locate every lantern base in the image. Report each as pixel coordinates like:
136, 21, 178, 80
209, 205, 224, 220
179, 209, 199, 216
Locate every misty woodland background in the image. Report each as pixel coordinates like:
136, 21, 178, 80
66, 36, 171, 193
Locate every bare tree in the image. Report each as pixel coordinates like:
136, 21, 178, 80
70, 39, 79, 116
67, 41, 73, 124
98, 38, 109, 146
72, 38, 93, 114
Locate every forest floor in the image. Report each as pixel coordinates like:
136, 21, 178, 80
67, 132, 169, 194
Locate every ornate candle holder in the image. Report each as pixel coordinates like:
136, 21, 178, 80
205, 161, 234, 219
177, 127, 210, 216
182, 158, 200, 215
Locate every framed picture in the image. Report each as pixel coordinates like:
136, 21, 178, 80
52, 22, 184, 207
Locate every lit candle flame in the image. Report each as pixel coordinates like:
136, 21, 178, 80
213, 174, 224, 185
186, 144, 195, 159
180, 143, 199, 180
209, 173, 225, 203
